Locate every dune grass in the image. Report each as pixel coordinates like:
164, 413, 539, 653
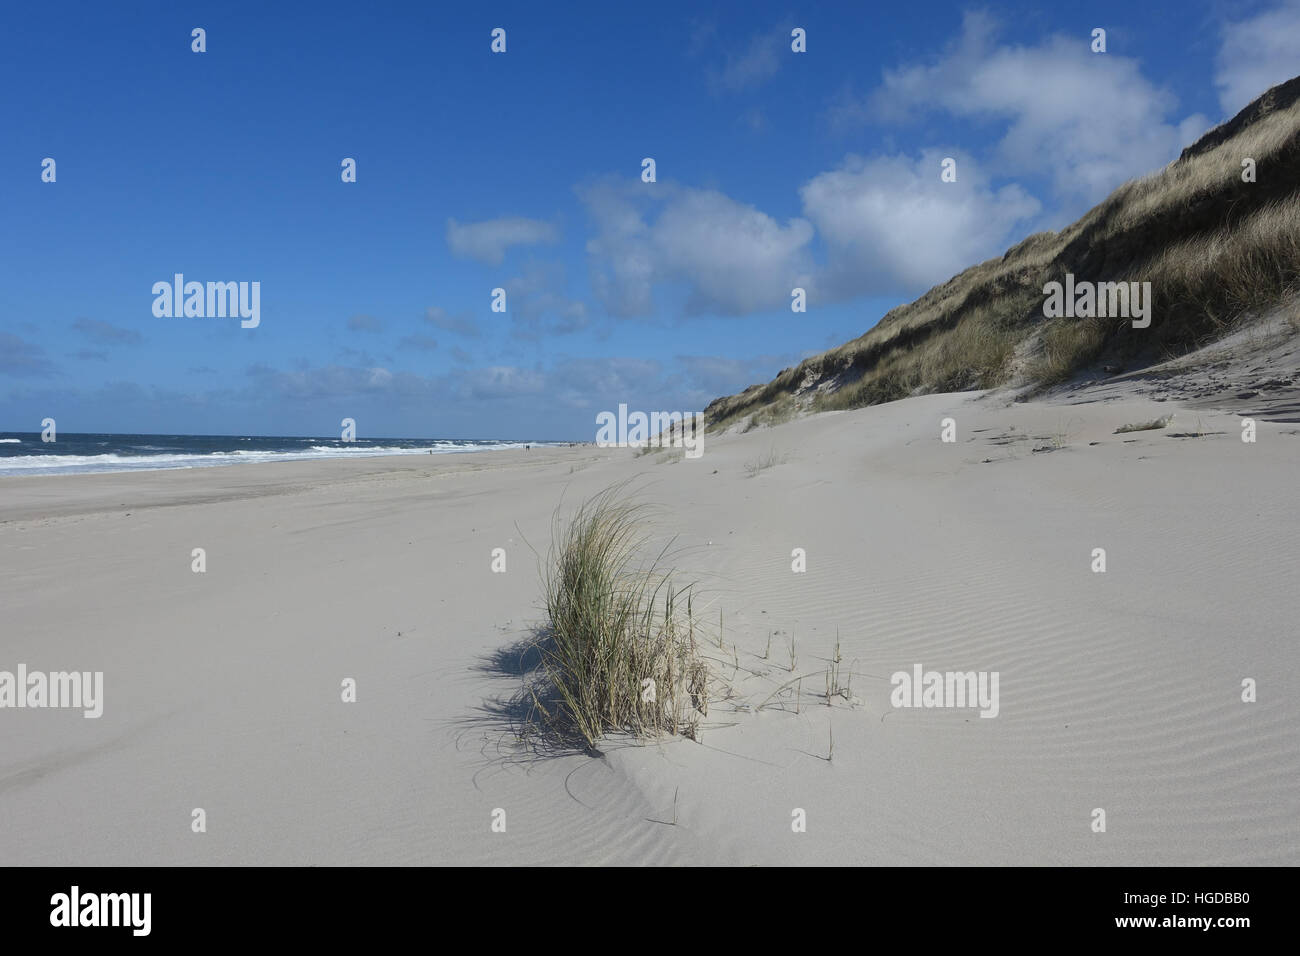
742, 395, 797, 431
744, 447, 787, 477
532, 485, 709, 748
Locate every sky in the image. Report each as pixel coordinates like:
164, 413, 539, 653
2, 0, 1297, 439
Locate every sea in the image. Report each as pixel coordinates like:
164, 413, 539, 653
0, 432, 568, 477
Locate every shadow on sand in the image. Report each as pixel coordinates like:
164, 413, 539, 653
454, 626, 604, 763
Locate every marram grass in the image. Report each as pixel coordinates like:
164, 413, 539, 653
533, 485, 709, 749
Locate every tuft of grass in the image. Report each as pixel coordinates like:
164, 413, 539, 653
534, 484, 709, 748
825, 629, 849, 703
1115, 415, 1174, 434
1028, 318, 1109, 387
1286, 300, 1300, 334
744, 447, 788, 477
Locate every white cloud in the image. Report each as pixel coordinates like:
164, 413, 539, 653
869, 11, 1204, 203
580, 179, 814, 317
800, 149, 1041, 295
446, 217, 559, 265
1215, 0, 1300, 116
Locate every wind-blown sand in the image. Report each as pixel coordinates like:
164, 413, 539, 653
2, 388, 1298, 865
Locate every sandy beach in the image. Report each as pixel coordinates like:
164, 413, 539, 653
4, 386, 1297, 866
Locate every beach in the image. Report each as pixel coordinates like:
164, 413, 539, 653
2, 389, 1298, 865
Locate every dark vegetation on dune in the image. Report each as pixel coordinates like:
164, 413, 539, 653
706, 75, 1300, 431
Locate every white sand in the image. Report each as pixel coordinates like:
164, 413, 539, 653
2, 390, 1297, 865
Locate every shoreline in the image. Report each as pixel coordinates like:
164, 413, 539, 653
0, 443, 608, 525
0, 439, 591, 482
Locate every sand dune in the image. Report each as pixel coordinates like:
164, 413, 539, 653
2, 387, 1297, 865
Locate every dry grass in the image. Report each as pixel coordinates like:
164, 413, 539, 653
1027, 317, 1109, 387
744, 447, 787, 477
740, 395, 797, 432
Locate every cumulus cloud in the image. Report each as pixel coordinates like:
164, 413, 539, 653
580, 178, 814, 317
446, 217, 559, 265
1215, 0, 1300, 116
868, 11, 1206, 203
579, 154, 1032, 312
800, 149, 1041, 296
72, 318, 142, 345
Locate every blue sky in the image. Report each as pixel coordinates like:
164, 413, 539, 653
2, 0, 1297, 439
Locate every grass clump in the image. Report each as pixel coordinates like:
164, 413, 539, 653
533, 485, 709, 749
751, 395, 796, 428
1028, 317, 1109, 387
744, 447, 787, 477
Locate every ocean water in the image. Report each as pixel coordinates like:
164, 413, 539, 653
0, 432, 567, 477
